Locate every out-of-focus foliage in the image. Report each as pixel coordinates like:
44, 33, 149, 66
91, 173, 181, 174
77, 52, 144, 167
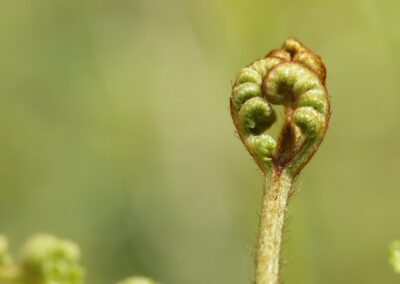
0, 234, 155, 284
0, 234, 84, 284
0, 0, 399, 284
0, 236, 12, 267
389, 241, 400, 274
21, 234, 84, 284
116, 276, 157, 284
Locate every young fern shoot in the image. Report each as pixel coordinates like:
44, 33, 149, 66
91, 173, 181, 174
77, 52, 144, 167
230, 38, 330, 284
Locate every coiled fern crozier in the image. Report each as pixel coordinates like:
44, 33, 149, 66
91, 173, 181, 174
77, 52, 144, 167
230, 38, 330, 284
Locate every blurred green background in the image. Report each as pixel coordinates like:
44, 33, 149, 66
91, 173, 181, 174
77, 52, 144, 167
0, 0, 399, 283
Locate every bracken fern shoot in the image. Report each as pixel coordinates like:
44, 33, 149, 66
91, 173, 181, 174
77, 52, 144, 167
230, 38, 330, 284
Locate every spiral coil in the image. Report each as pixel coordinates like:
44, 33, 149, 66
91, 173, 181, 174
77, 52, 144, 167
230, 38, 330, 176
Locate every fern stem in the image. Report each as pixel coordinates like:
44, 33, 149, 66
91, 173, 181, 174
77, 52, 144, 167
255, 169, 292, 284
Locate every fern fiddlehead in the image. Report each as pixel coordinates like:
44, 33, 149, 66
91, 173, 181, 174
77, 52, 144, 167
230, 38, 330, 284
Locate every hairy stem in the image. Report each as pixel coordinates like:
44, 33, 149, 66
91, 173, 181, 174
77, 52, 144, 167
255, 169, 292, 284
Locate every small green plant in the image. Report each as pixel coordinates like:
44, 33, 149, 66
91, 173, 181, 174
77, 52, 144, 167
230, 38, 330, 284
0, 234, 156, 284
0, 234, 84, 284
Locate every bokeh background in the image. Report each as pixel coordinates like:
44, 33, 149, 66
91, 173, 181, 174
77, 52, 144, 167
0, 0, 399, 283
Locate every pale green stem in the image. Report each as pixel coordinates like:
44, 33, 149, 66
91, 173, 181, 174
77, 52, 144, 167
255, 169, 292, 284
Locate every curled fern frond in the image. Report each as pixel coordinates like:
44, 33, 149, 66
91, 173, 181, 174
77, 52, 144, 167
230, 38, 330, 284
230, 38, 330, 177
